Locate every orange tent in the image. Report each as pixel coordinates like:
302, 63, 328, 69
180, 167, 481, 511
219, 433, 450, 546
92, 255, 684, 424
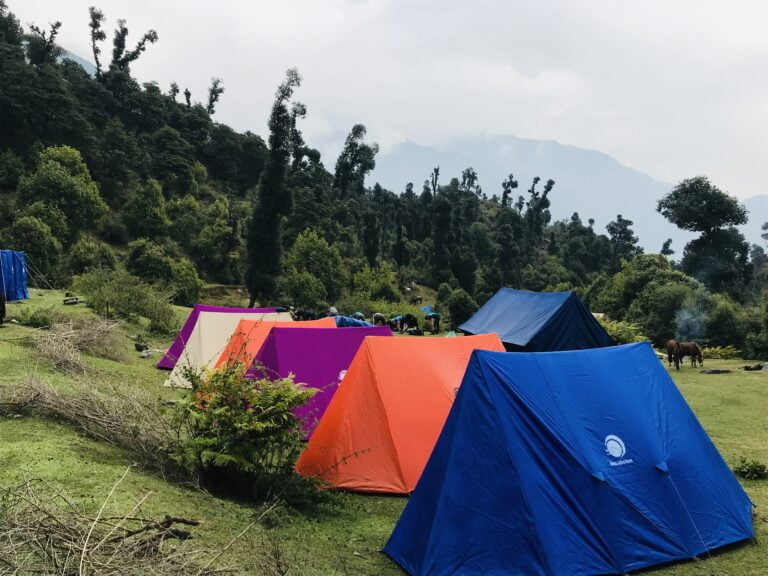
214, 317, 336, 369
295, 333, 505, 493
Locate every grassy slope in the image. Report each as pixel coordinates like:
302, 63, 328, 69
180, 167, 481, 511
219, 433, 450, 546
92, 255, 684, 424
0, 290, 766, 575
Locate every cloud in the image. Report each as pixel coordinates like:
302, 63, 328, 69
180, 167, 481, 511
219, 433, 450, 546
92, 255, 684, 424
11, 0, 768, 197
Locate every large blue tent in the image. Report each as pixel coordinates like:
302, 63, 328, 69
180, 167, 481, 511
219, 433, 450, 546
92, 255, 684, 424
0, 250, 29, 301
385, 342, 753, 576
459, 288, 613, 351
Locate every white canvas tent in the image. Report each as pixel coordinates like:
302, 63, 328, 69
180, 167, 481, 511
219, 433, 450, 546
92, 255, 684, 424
164, 310, 292, 388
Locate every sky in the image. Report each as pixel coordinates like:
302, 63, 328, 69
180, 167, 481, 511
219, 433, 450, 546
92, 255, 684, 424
9, 0, 768, 198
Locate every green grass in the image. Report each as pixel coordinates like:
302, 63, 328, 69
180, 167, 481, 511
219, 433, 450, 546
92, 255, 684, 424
0, 292, 766, 574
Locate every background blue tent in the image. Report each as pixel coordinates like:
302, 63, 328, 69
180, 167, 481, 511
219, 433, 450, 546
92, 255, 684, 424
459, 288, 613, 351
334, 315, 374, 327
0, 250, 29, 301
385, 342, 753, 576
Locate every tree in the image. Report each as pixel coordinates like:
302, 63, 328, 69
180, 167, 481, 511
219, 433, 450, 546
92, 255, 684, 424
333, 124, 378, 198
657, 176, 747, 234
658, 177, 749, 298
446, 288, 478, 329
2, 215, 62, 282
88, 7, 106, 79
284, 229, 347, 304
606, 214, 643, 273
122, 178, 169, 238
17, 145, 107, 244
206, 77, 224, 115
66, 236, 116, 275
246, 68, 302, 304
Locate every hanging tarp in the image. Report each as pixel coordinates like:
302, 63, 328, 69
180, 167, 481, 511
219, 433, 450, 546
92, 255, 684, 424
459, 287, 613, 351
157, 304, 277, 369
251, 326, 392, 436
0, 250, 29, 301
385, 342, 754, 576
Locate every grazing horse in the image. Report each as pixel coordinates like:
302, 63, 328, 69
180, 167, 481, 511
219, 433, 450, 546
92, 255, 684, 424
665, 339, 682, 370
678, 341, 704, 367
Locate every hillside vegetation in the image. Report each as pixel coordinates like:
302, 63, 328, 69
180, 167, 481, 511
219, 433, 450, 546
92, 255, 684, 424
2, 2, 768, 351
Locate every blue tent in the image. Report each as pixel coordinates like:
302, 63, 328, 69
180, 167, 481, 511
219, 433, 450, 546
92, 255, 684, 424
334, 315, 373, 327
385, 342, 753, 576
0, 250, 29, 301
459, 288, 613, 351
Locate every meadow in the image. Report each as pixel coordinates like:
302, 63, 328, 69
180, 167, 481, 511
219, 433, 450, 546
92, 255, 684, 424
0, 290, 765, 575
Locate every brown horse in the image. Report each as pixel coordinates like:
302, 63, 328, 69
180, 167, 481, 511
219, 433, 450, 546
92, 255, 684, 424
665, 339, 682, 370
678, 342, 704, 367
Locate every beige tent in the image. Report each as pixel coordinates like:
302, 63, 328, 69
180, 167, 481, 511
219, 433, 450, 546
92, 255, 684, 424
164, 310, 292, 388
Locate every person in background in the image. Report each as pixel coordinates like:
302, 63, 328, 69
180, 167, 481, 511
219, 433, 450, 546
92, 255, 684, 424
351, 311, 366, 321
372, 312, 386, 326
389, 314, 403, 332
425, 311, 441, 333
402, 313, 418, 332
327, 306, 339, 317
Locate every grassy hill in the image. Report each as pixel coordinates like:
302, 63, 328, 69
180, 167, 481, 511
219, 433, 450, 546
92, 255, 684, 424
0, 292, 765, 574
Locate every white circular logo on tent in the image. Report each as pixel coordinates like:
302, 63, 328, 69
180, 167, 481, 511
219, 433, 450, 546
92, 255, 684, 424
604, 435, 626, 458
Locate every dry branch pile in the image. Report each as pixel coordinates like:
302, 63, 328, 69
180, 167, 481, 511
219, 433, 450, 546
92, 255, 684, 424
0, 378, 185, 481
31, 317, 125, 375
0, 474, 235, 575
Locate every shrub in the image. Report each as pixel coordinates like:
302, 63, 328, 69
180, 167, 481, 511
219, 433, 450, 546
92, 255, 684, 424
16, 305, 59, 328
66, 236, 117, 275
733, 457, 768, 480
598, 319, 648, 344
73, 268, 177, 334
172, 361, 319, 501
446, 288, 478, 330
743, 331, 768, 361
701, 345, 741, 359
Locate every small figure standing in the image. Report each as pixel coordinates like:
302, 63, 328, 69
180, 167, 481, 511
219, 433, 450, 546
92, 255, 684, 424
425, 311, 441, 333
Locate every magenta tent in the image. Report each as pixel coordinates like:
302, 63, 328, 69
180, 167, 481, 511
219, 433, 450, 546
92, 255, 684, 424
157, 304, 277, 370
250, 326, 392, 436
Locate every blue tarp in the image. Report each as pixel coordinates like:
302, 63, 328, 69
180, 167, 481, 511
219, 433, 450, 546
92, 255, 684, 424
385, 342, 754, 576
459, 288, 613, 351
334, 315, 373, 327
0, 250, 29, 301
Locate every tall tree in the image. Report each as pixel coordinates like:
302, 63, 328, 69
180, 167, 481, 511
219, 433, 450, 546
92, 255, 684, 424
88, 7, 106, 80
246, 68, 302, 305
333, 124, 378, 198
658, 176, 749, 298
606, 214, 643, 273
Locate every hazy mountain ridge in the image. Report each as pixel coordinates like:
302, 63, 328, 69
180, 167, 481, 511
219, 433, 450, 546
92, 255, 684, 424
371, 136, 766, 252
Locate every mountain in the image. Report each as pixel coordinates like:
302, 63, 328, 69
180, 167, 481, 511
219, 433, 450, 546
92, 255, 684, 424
370, 136, 763, 252
59, 49, 96, 76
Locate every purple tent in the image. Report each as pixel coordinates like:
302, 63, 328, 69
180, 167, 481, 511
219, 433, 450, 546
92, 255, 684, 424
251, 326, 392, 437
156, 304, 276, 370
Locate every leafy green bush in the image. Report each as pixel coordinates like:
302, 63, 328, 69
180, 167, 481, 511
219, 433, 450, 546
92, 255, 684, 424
743, 332, 768, 361
733, 457, 768, 480
66, 236, 116, 275
701, 345, 741, 359
73, 268, 177, 334
446, 288, 478, 330
598, 319, 648, 344
16, 305, 58, 328
172, 362, 319, 501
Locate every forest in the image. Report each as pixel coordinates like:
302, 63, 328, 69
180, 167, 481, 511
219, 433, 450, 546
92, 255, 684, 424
2, 1, 768, 356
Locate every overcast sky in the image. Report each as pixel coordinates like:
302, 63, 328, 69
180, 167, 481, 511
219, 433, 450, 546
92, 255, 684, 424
10, 0, 768, 198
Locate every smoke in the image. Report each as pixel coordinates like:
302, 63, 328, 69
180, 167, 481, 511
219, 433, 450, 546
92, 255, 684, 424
675, 287, 710, 341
